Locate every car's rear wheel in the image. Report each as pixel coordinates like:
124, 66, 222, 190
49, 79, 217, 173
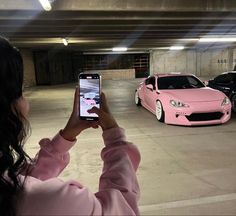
231, 94, 236, 112
135, 91, 141, 106
156, 100, 164, 122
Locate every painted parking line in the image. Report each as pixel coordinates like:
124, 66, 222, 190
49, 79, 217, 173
139, 193, 236, 213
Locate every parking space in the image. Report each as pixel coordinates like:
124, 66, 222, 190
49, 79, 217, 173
25, 79, 236, 215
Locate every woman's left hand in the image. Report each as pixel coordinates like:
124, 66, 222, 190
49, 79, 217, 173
60, 87, 99, 141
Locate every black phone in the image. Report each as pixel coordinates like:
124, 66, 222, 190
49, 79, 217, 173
78, 73, 101, 121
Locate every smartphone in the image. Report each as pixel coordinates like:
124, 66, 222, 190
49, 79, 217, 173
78, 73, 101, 121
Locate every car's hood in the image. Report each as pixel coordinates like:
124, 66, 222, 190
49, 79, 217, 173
161, 87, 225, 102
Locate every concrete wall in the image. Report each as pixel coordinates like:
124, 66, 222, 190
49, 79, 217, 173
84, 69, 135, 80
22, 46, 236, 86
150, 50, 197, 75
150, 47, 236, 79
197, 48, 235, 77
21, 49, 36, 87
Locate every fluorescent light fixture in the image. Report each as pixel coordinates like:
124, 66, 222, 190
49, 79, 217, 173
112, 47, 128, 52
84, 51, 147, 55
38, 0, 52, 11
199, 37, 236, 42
178, 38, 199, 42
62, 38, 68, 46
169, 46, 185, 50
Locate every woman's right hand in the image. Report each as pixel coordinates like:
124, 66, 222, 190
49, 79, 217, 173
88, 93, 118, 131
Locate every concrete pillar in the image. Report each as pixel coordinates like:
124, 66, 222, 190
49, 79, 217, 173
21, 49, 36, 87
228, 48, 234, 71
199, 50, 212, 77
196, 51, 201, 77
149, 50, 154, 75
232, 48, 236, 70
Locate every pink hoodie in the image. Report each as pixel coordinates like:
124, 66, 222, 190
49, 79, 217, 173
17, 127, 141, 216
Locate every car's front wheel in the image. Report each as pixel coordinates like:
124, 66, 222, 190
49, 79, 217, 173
135, 90, 141, 106
156, 100, 164, 122
231, 94, 236, 112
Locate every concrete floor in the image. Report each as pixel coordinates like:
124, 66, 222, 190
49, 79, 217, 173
25, 79, 236, 215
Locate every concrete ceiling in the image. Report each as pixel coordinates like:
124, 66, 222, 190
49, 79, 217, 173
1, 0, 236, 52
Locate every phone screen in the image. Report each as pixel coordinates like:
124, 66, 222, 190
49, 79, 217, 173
79, 74, 100, 121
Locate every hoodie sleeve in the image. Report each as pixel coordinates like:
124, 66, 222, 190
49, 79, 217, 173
95, 127, 141, 215
22, 128, 140, 216
26, 132, 76, 180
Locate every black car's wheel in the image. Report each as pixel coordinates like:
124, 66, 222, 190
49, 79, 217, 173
135, 90, 141, 106
231, 94, 236, 112
156, 100, 165, 122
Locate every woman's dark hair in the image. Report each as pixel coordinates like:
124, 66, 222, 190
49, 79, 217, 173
0, 37, 31, 216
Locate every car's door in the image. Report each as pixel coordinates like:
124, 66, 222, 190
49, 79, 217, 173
144, 76, 157, 111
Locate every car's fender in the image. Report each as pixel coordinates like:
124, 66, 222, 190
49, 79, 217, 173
155, 92, 171, 112
136, 84, 145, 101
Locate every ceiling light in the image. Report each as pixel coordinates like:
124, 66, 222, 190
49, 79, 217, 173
112, 47, 128, 52
169, 46, 185, 50
38, 0, 52, 11
62, 38, 68, 46
199, 37, 236, 42
178, 38, 199, 42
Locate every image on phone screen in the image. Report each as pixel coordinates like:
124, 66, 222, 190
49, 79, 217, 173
79, 75, 100, 120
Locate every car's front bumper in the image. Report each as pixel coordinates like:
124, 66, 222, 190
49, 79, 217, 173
164, 101, 231, 126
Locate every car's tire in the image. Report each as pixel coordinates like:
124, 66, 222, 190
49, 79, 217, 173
156, 100, 165, 122
135, 90, 141, 106
231, 94, 236, 112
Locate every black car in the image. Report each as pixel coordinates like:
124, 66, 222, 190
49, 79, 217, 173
207, 71, 236, 111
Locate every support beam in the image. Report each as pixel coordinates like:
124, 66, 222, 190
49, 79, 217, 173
0, 0, 236, 11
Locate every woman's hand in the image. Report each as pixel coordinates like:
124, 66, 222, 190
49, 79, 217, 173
60, 87, 98, 141
88, 93, 118, 131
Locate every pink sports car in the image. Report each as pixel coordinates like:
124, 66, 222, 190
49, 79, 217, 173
135, 74, 232, 126
82, 97, 96, 106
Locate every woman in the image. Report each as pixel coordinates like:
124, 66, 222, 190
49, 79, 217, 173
0, 37, 141, 216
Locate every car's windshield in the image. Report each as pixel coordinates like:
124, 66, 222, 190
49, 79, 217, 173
158, 76, 205, 90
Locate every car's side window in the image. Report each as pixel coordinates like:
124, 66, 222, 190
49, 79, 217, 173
150, 77, 156, 90
145, 78, 150, 85
145, 76, 156, 90
188, 77, 198, 86
214, 75, 224, 83
214, 74, 231, 83
233, 74, 236, 82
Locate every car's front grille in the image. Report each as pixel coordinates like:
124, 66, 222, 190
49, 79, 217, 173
186, 112, 223, 121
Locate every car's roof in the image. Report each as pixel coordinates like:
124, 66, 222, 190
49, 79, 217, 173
152, 73, 195, 78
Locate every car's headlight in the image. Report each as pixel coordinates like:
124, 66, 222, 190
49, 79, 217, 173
221, 97, 230, 106
170, 100, 189, 108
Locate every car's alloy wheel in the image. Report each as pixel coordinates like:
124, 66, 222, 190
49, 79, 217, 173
232, 95, 236, 112
135, 91, 141, 106
156, 100, 164, 122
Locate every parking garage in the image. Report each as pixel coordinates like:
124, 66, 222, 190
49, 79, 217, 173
1, 0, 236, 215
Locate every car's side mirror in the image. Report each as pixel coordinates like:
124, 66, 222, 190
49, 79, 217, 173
146, 84, 154, 91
